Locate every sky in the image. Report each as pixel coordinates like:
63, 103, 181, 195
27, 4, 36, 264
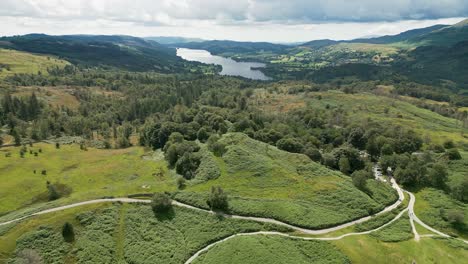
0, 0, 467, 42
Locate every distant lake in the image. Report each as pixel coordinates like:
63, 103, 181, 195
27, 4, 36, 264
176, 48, 271, 81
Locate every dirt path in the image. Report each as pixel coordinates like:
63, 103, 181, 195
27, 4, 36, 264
0, 179, 404, 235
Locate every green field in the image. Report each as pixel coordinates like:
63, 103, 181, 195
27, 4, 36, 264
1, 203, 285, 263
332, 235, 468, 263
0, 48, 69, 78
193, 235, 350, 264
0, 143, 175, 215
176, 133, 397, 229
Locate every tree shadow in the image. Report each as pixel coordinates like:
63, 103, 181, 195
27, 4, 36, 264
153, 207, 176, 221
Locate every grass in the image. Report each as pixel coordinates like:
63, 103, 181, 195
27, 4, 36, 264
370, 215, 413, 242
447, 150, 468, 189
11, 86, 80, 110
192, 235, 350, 264
176, 133, 397, 229
414, 188, 467, 239
332, 235, 468, 263
2, 203, 286, 263
0, 143, 176, 216
0, 48, 69, 78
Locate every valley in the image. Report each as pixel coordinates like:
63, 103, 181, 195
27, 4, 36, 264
0, 10, 467, 264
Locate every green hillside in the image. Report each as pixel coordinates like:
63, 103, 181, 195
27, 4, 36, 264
0, 203, 283, 262
0, 48, 69, 78
0, 34, 185, 72
176, 133, 397, 229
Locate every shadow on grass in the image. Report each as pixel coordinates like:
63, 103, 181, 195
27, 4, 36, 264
153, 207, 176, 221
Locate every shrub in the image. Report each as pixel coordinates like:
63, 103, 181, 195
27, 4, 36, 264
207, 186, 228, 211
303, 147, 322, 162
276, 137, 303, 153
176, 177, 186, 189
151, 193, 172, 214
446, 148, 462, 160
446, 210, 464, 226
211, 141, 227, 157
47, 183, 60, 201
62, 222, 75, 242
443, 140, 455, 149
339, 157, 351, 175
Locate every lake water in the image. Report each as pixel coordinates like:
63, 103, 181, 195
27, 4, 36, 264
176, 48, 271, 81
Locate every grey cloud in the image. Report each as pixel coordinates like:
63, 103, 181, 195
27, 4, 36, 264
0, 0, 467, 25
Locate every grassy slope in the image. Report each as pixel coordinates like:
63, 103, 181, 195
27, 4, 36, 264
333, 236, 468, 264
414, 189, 467, 239
176, 133, 397, 229
193, 235, 350, 264
1, 203, 283, 263
0, 143, 175, 215
413, 151, 468, 239
254, 89, 467, 145
11, 86, 81, 110
0, 48, 69, 78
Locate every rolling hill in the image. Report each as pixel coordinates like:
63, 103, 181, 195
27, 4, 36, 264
0, 34, 185, 72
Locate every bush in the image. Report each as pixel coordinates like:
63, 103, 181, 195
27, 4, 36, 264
211, 141, 227, 157
446, 148, 462, 160
151, 193, 172, 214
304, 147, 322, 162
276, 137, 303, 153
47, 183, 60, 201
207, 186, 228, 211
176, 177, 186, 189
443, 140, 455, 149
446, 210, 464, 226
62, 222, 75, 242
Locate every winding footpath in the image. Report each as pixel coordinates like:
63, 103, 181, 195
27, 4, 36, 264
0, 177, 466, 263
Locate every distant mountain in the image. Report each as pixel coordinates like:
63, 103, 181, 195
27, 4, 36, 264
405, 19, 468, 46
300, 24, 449, 48
0, 34, 184, 72
145, 36, 205, 45
174, 40, 287, 55
351, 24, 449, 44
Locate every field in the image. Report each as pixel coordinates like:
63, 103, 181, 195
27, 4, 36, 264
176, 133, 397, 229
332, 235, 468, 263
1, 203, 284, 263
11, 86, 81, 110
0, 143, 175, 216
192, 235, 350, 264
0, 48, 69, 78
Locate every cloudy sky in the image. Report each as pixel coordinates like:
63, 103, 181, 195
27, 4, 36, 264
0, 0, 466, 42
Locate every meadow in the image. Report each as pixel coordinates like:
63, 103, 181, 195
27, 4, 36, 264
332, 235, 468, 263
192, 235, 350, 264
0, 143, 175, 216
0, 48, 69, 78
2, 203, 285, 263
